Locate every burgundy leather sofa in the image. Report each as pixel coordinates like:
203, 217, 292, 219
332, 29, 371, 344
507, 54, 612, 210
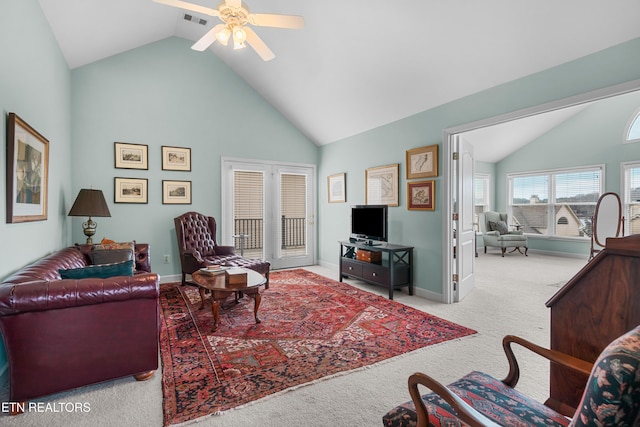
0, 243, 159, 411
174, 211, 271, 288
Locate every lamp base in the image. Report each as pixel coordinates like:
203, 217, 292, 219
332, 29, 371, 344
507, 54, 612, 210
82, 218, 97, 245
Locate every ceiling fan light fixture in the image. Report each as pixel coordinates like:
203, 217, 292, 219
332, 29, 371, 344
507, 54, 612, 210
216, 26, 231, 45
232, 25, 247, 49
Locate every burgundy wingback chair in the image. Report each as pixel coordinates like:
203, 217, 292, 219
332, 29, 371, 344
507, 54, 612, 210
174, 211, 270, 288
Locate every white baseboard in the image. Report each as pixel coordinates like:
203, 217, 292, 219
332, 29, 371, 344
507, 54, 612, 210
526, 248, 588, 260
159, 274, 182, 284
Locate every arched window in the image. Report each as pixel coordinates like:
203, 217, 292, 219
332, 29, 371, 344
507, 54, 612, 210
557, 217, 569, 225
625, 107, 640, 143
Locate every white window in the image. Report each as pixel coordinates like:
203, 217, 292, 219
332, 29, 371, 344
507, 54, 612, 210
623, 162, 640, 235
474, 174, 490, 216
624, 107, 640, 143
508, 166, 603, 238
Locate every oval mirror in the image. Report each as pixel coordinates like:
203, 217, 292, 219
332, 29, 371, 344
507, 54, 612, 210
593, 192, 622, 247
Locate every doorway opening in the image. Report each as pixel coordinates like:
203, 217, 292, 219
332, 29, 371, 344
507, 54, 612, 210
443, 79, 640, 303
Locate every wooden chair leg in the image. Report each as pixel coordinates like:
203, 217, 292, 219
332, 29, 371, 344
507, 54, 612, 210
134, 370, 155, 381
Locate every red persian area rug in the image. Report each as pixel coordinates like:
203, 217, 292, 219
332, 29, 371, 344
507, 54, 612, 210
159, 269, 476, 426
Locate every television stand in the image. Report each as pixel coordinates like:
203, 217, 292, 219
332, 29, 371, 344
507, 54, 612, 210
339, 240, 413, 300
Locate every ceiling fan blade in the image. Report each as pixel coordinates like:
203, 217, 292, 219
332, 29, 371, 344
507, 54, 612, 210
225, 0, 242, 8
191, 24, 226, 51
153, 0, 219, 17
244, 27, 275, 61
250, 13, 304, 29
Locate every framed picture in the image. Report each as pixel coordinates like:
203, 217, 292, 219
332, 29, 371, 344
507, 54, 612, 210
327, 173, 346, 203
366, 164, 399, 206
408, 180, 435, 211
162, 146, 191, 171
114, 177, 148, 204
162, 180, 192, 204
114, 142, 148, 170
406, 144, 438, 179
6, 113, 49, 223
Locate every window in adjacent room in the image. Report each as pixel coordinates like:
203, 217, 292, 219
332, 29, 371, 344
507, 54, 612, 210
624, 107, 640, 143
508, 166, 603, 238
623, 161, 640, 235
474, 173, 490, 216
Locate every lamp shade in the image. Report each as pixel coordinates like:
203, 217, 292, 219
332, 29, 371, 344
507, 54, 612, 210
68, 189, 111, 217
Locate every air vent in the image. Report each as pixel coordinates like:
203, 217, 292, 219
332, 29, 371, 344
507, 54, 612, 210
183, 14, 207, 26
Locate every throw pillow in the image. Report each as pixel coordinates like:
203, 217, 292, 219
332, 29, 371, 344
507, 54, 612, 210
59, 260, 134, 279
91, 241, 135, 273
489, 220, 509, 235
91, 248, 133, 265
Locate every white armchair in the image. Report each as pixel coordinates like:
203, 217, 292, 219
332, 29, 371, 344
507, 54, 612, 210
479, 211, 528, 257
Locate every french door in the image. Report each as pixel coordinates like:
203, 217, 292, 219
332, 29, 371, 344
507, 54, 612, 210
221, 158, 316, 270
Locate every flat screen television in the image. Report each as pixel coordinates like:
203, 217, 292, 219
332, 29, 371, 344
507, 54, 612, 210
351, 205, 388, 243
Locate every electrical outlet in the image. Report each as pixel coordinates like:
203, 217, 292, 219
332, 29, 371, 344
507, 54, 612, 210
163, 255, 170, 264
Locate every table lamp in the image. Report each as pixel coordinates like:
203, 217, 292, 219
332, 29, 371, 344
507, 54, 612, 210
68, 189, 111, 244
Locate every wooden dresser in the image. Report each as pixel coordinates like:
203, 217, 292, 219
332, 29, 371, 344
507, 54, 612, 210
545, 234, 640, 415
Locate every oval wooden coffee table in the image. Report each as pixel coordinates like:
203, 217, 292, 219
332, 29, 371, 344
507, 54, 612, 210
191, 267, 267, 332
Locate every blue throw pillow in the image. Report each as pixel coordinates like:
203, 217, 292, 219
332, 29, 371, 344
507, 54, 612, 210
59, 260, 134, 279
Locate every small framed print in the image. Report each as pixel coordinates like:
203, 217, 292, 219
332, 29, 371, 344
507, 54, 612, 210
162, 146, 191, 171
163, 180, 192, 204
366, 164, 399, 206
6, 113, 49, 223
327, 173, 346, 203
114, 177, 148, 204
115, 142, 148, 170
406, 144, 438, 179
407, 180, 435, 211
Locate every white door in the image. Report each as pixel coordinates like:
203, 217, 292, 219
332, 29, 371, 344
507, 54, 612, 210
222, 159, 315, 270
454, 136, 476, 302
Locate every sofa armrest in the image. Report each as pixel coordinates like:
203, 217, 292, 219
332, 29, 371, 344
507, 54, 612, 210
0, 273, 159, 316
215, 245, 236, 255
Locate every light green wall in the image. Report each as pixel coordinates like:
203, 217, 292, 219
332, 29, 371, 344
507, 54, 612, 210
70, 37, 318, 277
318, 37, 640, 298
494, 90, 640, 255
0, 0, 72, 382
1, 0, 640, 384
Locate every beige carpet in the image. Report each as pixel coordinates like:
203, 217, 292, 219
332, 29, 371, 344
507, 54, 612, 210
0, 251, 586, 426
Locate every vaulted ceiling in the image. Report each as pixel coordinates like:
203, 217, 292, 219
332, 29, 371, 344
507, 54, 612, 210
38, 0, 640, 154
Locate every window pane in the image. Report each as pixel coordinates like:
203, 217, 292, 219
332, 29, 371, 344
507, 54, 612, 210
280, 173, 307, 255
474, 178, 485, 205
233, 170, 264, 258
559, 204, 594, 237
512, 175, 548, 204
630, 204, 640, 234
628, 112, 640, 141
630, 167, 640, 201
511, 205, 548, 235
555, 170, 600, 203
628, 166, 640, 235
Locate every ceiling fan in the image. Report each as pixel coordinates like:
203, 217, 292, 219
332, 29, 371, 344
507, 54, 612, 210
153, 0, 304, 61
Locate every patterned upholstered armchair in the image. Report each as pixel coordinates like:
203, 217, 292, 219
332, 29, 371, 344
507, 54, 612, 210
479, 211, 528, 257
383, 325, 640, 426
174, 211, 270, 287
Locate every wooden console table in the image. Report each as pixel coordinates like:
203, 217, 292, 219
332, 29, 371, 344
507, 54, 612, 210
339, 240, 413, 300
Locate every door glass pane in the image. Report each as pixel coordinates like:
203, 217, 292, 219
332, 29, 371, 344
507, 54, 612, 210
233, 170, 264, 259
280, 173, 307, 257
